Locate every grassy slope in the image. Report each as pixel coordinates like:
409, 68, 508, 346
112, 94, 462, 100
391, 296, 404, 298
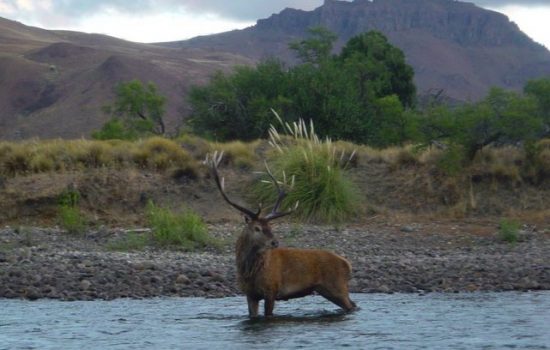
0, 137, 549, 227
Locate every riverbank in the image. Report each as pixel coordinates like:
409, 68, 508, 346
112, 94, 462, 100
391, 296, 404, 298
1, 219, 549, 300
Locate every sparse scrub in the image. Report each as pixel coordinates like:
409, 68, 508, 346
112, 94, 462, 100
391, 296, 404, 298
254, 113, 360, 223
147, 201, 213, 249
107, 232, 150, 251
498, 218, 520, 243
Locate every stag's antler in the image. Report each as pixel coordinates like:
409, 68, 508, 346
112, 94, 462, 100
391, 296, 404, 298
206, 152, 297, 221
207, 151, 260, 219
262, 161, 297, 221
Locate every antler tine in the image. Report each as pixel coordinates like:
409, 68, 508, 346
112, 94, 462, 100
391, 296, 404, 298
208, 151, 259, 219
263, 161, 285, 213
263, 161, 296, 221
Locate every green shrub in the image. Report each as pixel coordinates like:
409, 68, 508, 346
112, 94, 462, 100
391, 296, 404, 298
58, 206, 86, 235
91, 118, 135, 140
498, 218, 520, 243
147, 201, 212, 249
253, 113, 360, 223
58, 188, 86, 235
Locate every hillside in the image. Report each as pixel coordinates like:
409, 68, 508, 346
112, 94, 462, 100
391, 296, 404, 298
2, 0, 550, 139
0, 17, 252, 139
165, 0, 550, 102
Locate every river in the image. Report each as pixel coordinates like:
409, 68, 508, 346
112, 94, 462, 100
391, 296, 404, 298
1, 292, 549, 349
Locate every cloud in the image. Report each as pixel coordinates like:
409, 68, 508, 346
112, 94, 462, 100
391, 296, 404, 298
0, 0, 324, 26
1, 0, 548, 46
473, 0, 549, 6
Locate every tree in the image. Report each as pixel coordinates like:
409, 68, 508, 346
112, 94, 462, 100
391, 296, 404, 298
95, 80, 167, 139
339, 31, 416, 108
188, 60, 291, 140
289, 26, 337, 65
416, 87, 544, 161
524, 78, 550, 137
188, 29, 417, 146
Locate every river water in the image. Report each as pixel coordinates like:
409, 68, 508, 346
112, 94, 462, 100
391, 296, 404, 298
1, 292, 549, 349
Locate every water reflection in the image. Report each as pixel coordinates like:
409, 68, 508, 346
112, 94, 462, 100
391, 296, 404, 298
240, 310, 349, 329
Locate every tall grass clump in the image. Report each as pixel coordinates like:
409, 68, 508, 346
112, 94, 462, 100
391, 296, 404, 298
254, 111, 360, 223
146, 201, 213, 249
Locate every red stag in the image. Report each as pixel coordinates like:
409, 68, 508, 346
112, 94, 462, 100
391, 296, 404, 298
207, 152, 356, 317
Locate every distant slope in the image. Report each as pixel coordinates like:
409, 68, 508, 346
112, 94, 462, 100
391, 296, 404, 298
163, 0, 550, 102
0, 17, 252, 139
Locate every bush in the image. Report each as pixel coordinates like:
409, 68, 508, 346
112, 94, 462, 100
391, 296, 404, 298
147, 202, 212, 249
58, 188, 86, 235
498, 218, 520, 243
58, 206, 86, 235
253, 113, 360, 223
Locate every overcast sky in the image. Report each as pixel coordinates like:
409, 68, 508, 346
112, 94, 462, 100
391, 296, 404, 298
1, 0, 549, 48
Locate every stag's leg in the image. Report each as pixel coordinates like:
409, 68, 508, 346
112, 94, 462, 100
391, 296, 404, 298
264, 296, 275, 317
316, 286, 356, 312
247, 295, 259, 318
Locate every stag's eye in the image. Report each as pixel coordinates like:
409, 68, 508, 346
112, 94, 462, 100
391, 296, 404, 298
254, 226, 261, 232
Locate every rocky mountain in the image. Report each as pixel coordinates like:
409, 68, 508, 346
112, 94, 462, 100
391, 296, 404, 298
165, 0, 550, 102
0, 17, 252, 139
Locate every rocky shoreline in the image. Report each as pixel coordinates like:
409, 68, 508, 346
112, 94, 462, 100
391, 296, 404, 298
0, 221, 549, 301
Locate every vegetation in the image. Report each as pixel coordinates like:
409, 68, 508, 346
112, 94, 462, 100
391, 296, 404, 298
0, 138, 199, 176
58, 188, 86, 235
188, 29, 416, 146
498, 218, 520, 243
253, 113, 360, 223
187, 26, 549, 171
93, 80, 167, 140
146, 201, 214, 249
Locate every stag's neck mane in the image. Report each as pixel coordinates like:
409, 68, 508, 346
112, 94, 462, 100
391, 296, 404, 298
235, 233, 268, 281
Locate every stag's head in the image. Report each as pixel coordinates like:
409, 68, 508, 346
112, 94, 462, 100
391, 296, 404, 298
206, 151, 296, 249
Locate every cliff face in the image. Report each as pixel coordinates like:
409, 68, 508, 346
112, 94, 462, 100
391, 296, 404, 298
170, 0, 550, 101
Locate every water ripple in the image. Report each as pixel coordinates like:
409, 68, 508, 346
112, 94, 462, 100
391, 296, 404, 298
0, 292, 549, 349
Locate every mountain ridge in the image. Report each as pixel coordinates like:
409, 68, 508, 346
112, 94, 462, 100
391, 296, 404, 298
164, 0, 550, 101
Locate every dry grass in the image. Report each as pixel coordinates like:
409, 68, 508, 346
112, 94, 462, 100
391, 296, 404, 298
209, 140, 259, 169
470, 146, 523, 183
0, 138, 200, 176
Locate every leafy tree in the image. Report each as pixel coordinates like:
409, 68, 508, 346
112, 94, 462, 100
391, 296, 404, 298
524, 78, 550, 136
339, 31, 416, 108
416, 87, 543, 161
188, 29, 416, 146
188, 60, 291, 140
95, 80, 166, 139
289, 26, 337, 65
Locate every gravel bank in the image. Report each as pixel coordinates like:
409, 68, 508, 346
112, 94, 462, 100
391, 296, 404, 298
0, 221, 549, 300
